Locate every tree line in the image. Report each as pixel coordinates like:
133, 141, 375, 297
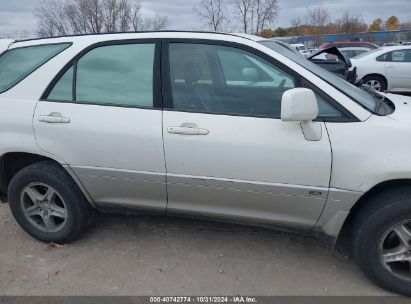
194, 1, 410, 43
260, 10, 408, 42
36, 0, 168, 37
30, 0, 411, 39
36, 0, 281, 37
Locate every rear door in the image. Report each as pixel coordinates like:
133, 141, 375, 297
33, 40, 167, 211
385, 49, 411, 90
161, 41, 344, 228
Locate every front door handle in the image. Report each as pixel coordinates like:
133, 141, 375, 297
386, 65, 395, 69
168, 125, 209, 135
38, 113, 70, 124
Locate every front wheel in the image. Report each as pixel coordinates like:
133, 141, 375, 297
353, 187, 411, 296
8, 161, 92, 243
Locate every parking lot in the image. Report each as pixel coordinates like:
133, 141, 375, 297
0, 203, 391, 296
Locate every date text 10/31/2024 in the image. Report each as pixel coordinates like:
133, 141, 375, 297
149, 297, 258, 303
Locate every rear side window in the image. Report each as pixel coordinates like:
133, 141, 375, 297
47, 43, 155, 107
0, 43, 70, 93
391, 50, 411, 62
376, 53, 388, 61
47, 66, 74, 101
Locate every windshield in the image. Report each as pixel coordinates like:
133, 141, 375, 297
259, 40, 377, 112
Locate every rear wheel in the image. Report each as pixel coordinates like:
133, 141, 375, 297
8, 161, 92, 243
363, 75, 387, 92
353, 187, 411, 296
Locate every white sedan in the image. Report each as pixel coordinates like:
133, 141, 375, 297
351, 46, 411, 92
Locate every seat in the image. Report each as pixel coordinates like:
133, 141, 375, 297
175, 62, 224, 112
170, 62, 207, 111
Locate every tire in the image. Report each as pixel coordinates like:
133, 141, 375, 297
363, 75, 387, 92
8, 161, 92, 244
352, 187, 411, 296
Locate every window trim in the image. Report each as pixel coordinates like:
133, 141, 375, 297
0, 42, 72, 94
162, 39, 358, 122
42, 39, 162, 110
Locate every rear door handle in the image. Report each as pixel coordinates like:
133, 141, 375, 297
38, 113, 70, 124
168, 126, 209, 135
386, 65, 395, 69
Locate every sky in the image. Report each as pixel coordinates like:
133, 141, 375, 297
0, 0, 410, 36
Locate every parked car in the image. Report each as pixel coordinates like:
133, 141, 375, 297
320, 41, 378, 50
290, 43, 310, 56
306, 47, 318, 54
236, 35, 356, 82
338, 47, 370, 59
307, 47, 358, 84
383, 42, 400, 47
262, 39, 359, 85
1, 32, 411, 296
351, 46, 411, 92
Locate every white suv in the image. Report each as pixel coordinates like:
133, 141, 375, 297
0, 32, 411, 295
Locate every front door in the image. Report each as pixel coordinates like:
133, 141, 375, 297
162, 41, 338, 228
34, 40, 167, 211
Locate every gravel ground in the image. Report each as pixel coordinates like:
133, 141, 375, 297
0, 203, 392, 296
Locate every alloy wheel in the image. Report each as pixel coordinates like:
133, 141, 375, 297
379, 220, 411, 282
366, 79, 382, 91
20, 183, 68, 233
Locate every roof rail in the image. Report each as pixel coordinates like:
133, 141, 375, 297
15, 30, 255, 43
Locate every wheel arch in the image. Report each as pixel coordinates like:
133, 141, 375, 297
362, 73, 388, 88
0, 152, 94, 207
337, 179, 411, 245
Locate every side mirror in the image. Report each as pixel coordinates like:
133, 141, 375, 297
242, 68, 258, 82
281, 88, 318, 122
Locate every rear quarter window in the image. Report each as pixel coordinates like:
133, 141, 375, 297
0, 43, 71, 93
376, 53, 389, 62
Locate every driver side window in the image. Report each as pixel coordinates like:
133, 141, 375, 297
168, 43, 344, 119
168, 43, 295, 118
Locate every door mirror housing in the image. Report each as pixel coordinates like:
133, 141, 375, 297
281, 88, 319, 122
